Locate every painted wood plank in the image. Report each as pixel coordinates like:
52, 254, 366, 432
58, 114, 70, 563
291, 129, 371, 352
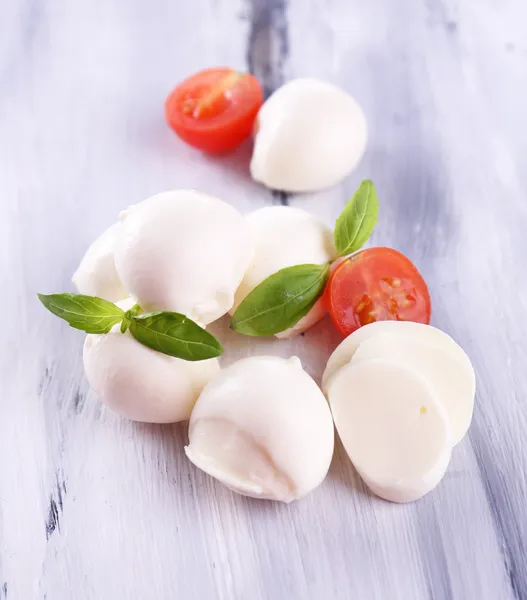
1, 0, 526, 598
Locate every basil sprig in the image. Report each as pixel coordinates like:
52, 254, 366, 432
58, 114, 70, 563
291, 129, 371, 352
230, 179, 379, 337
230, 264, 330, 336
334, 179, 378, 256
38, 293, 222, 361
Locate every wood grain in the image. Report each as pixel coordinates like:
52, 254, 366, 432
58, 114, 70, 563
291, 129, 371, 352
1, 0, 526, 598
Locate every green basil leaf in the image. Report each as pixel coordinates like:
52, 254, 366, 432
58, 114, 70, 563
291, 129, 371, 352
334, 179, 379, 256
230, 263, 330, 337
129, 312, 223, 361
38, 293, 124, 334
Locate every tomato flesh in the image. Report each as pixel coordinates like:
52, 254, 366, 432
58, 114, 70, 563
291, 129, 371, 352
165, 67, 263, 154
326, 247, 431, 336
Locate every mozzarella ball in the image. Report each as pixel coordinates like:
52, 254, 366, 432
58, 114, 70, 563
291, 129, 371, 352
231, 206, 336, 338
327, 358, 452, 503
72, 223, 127, 302
83, 300, 220, 423
250, 78, 367, 192
185, 356, 334, 502
114, 190, 253, 324
322, 321, 475, 445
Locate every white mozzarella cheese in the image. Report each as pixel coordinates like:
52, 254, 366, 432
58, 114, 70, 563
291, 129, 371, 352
250, 78, 367, 192
322, 321, 467, 393
72, 223, 127, 302
327, 358, 452, 503
83, 300, 220, 423
351, 332, 475, 444
185, 356, 334, 502
114, 190, 253, 325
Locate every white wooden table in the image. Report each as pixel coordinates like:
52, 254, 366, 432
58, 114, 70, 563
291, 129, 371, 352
1, 1, 526, 598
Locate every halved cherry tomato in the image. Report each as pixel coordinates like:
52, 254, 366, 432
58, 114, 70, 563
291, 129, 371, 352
326, 247, 431, 336
165, 67, 263, 154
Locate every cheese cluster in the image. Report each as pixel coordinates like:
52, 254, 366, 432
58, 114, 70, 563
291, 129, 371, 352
73, 191, 474, 504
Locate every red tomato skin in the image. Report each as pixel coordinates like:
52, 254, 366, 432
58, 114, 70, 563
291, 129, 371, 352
326, 247, 431, 336
165, 67, 263, 154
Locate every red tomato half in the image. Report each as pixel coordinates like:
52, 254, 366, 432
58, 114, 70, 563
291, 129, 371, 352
165, 67, 263, 154
326, 247, 431, 336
